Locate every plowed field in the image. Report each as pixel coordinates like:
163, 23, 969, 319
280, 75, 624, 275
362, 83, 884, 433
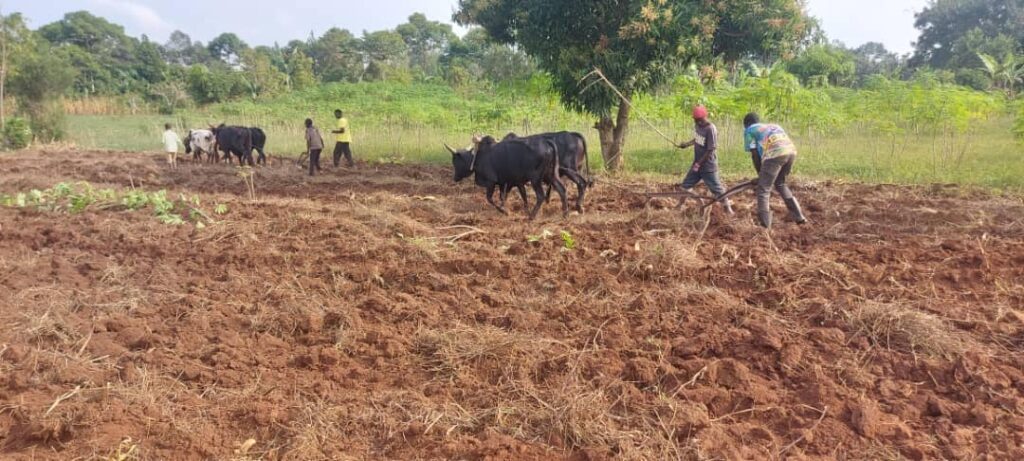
1, 149, 1023, 460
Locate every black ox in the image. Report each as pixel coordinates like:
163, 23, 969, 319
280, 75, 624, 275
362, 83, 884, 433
447, 136, 568, 220
502, 131, 592, 213
212, 124, 268, 166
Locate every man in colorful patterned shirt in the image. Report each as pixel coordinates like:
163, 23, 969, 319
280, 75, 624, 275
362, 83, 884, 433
743, 113, 807, 228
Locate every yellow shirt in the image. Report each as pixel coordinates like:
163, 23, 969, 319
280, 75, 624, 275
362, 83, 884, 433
335, 117, 352, 143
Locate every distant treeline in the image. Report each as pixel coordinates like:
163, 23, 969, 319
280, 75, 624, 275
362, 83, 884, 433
15, 11, 534, 113
0, 0, 1021, 146
17, 0, 1024, 111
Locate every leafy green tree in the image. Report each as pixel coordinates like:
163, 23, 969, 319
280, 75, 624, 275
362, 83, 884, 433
308, 28, 363, 82
950, 29, 1018, 68
851, 42, 902, 82
37, 11, 141, 95
134, 36, 167, 84
912, 0, 1024, 69
787, 43, 855, 87
185, 64, 248, 104
0, 10, 31, 129
240, 48, 288, 99
148, 69, 189, 114
9, 44, 76, 141
396, 13, 456, 78
57, 45, 110, 95
164, 30, 211, 66
710, 0, 812, 63
456, 0, 809, 170
948, 29, 1018, 89
361, 30, 409, 82
286, 50, 317, 90
37, 11, 128, 54
442, 29, 536, 85
208, 33, 249, 66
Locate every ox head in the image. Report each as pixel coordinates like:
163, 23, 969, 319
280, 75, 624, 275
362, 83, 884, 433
448, 135, 497, 182
446, 143, 475, 182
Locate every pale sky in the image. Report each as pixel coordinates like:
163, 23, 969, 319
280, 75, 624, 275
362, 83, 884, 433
7, 0, 928, 54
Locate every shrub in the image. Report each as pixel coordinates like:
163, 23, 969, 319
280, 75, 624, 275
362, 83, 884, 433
24, 103, 67, 143
3, 117, 32, 149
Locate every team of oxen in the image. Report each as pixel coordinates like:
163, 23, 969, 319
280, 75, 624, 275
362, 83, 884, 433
446, 131, 592, 220
184, 124, 268, 166
185, 124, 592, 220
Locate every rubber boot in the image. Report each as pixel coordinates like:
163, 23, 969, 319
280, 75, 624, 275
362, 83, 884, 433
756, 196, 772, 228
784, 197, 808, 224
757, 208, 772, 228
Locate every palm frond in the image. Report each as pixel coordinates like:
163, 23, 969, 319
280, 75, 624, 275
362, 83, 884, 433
977, 53, 999, 75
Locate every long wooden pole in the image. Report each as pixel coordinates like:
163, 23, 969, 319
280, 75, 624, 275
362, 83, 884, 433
580, 68, 678, 147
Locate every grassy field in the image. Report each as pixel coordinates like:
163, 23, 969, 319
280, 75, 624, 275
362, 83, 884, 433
60, 80, 1023, 192
66, 112, 1023, 191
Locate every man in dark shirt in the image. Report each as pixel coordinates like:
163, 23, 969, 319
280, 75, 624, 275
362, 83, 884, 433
305, 118, 325, 176
678, 106, 733, 214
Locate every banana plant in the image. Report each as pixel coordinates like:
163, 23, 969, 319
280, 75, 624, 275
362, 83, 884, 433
978, 52, 1023, 97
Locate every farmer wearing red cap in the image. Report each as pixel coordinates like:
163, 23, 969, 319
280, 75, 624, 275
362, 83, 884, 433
678, 105, 734, 214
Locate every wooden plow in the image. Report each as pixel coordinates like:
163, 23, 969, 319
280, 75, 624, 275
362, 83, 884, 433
641, 180, 758, 211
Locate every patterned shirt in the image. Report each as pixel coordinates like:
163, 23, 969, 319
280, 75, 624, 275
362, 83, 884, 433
744, 123, 797, 160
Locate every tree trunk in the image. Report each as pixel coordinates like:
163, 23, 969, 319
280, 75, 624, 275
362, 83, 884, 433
1, 68, 6, 130
595, 100, 631, 172
1, 36, 6, 129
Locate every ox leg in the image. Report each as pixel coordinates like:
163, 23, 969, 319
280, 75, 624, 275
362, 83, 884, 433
527, 180, 545, 221
257, 148, 267, 166
499, 184, 510, 209
486, 185, 508, 215
516, 185, 529, 209
551, 175, 570, 218
561, 169, 588, 214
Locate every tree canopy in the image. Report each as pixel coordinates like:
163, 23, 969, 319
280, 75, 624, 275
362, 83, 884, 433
912, 0, 1024, 69
455, 0, 810, 169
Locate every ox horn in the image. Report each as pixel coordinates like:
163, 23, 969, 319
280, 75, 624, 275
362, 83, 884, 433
444, 143, 457, 155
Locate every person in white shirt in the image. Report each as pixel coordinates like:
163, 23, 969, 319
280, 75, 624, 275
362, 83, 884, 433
162, 123, 182, 168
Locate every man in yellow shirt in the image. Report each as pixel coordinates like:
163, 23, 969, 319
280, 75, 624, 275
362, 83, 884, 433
331, 109, 355, 167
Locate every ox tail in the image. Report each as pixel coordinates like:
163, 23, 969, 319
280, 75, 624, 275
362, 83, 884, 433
251, 127, 267, 148
184, 131, 193, 154
550, 140, 561, 183
544, 139, 560, 203
578, 133, 594, 187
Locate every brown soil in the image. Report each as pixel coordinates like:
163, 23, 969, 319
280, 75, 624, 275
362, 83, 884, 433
1, 149, 1023, 460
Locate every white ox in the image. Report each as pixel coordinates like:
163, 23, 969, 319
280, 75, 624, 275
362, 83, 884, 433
185, 129, 218, 163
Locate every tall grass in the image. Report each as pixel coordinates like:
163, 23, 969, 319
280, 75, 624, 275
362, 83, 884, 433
63, 79, 1024, 191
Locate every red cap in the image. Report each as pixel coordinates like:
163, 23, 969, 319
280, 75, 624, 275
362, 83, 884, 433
693, 106, 709, 120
